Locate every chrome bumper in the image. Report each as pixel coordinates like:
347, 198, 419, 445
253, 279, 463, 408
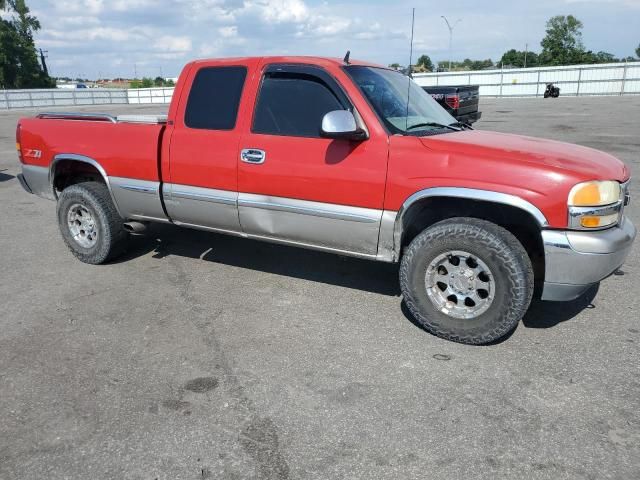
541, 216, 636, 301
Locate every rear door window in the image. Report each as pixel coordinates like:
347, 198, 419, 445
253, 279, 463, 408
185, 66, 247, 130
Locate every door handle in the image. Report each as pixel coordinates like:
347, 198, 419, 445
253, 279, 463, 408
241, 149, 266, 164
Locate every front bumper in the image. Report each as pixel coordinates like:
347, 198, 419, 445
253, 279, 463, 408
541, 216, 636, 301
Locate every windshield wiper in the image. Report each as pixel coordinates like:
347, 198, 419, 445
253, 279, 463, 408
405, 122, 461, 132
449, 121, 473, 130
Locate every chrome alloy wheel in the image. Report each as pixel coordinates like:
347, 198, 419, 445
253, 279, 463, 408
425, 250, 495, 319
67, 203, 98, 248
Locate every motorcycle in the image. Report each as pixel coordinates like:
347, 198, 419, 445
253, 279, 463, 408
543, 83, 560, 98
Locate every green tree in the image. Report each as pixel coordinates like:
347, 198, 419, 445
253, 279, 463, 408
636, 43, 640, 58
540, 15, 585, 66
445, 58, 494, 71
415, 54, 434, 72
388, 63, 402, 70
0, 0, 54, 88
141, 77, 153, 88
500, 49, 539, 68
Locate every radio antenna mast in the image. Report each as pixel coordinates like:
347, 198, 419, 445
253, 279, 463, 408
405, 8, 415, 131
408, 8, 415, 79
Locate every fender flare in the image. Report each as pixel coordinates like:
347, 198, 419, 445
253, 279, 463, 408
49, 153, 123, 217
392, 187, 549, 261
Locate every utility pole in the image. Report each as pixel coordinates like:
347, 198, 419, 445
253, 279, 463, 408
441, 16, 462, 71
39, 49, 49, 76
134, 63, 138, 79
524, 43, 528, 68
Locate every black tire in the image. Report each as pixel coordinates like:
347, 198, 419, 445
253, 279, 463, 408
56, 181, 128, 264
400, 217, 534, 345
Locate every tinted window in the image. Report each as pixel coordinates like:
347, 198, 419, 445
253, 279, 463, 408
253, 73, 344, 137
185, 66, 247, 130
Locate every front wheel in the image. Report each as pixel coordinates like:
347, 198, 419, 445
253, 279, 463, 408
400, 218, 534, 345
56, 181, 128, 264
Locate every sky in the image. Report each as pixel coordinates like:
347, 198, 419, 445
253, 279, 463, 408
17, 0, 640, 79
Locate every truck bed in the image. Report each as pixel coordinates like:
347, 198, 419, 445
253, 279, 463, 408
18, 112, 166, 182
422, 85, 481, 124
18, 110, 170, 225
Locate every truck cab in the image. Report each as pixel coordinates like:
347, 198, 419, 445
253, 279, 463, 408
16, 56, 636, 345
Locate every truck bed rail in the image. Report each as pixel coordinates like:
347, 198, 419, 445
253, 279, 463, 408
36, 112, 117, 123
36, 112, 168, 125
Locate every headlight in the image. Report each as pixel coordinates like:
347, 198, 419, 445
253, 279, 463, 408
568, 180, 622, 229
568, 180, 620, 207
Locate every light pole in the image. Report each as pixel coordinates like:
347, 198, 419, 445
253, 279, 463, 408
441, 16, 462, 71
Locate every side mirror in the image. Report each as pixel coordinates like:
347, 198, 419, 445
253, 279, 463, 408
320, 110, 367, 140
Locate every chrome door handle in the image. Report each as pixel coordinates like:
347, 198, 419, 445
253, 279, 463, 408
241, 149, 266, 164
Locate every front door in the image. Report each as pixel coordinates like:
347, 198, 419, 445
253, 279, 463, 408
237, 63, 389, 256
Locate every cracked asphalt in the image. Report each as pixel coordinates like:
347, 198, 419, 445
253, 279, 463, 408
0, 96, 638, 479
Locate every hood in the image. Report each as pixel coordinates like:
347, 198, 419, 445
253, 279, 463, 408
420, 130, 629, 182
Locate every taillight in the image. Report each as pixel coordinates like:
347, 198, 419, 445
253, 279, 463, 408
445, 94, 460, 110
16, 123, 24, 163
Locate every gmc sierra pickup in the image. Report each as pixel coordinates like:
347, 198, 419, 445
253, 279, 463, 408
16, 56, 636, 345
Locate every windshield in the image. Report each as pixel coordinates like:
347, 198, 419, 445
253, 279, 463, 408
344, 66, 457, 135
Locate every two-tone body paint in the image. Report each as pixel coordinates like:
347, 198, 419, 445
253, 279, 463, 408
16, 56, 631, 263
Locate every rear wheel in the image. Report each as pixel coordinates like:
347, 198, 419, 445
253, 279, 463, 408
56, 181, 128, 264
400, 217, 534, 345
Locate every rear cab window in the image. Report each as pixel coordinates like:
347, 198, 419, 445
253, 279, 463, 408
185, 66, 247, 130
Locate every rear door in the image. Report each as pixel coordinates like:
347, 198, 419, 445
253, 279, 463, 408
236, 63, 389, 256
166, 60, 257, 233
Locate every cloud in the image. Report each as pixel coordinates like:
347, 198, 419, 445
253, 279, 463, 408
30, 0, 640, 78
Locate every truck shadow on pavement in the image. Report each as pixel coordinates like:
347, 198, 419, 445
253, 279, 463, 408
522, 285, 599, 329
119, 223, 401, 296
0, 169, 15, 182
400, 284, 597, 343
119, 223, 598, 332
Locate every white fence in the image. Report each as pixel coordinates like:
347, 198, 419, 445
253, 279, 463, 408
3, 61, 640, 108
0, 87, 174, 110
127, 87, 174, 104
413, 61, 640, 97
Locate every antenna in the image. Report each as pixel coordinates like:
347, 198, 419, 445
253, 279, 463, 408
343, 51, 351, 65
405, 8, 415, 131
408, 8, 415, 79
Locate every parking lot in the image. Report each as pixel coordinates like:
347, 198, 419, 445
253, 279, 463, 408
0, 96, 638, 479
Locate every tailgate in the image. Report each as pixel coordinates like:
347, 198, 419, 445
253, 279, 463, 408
456, 86, 479, 116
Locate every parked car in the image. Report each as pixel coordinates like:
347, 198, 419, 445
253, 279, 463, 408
422, 85, 481, 124
16, 56, 635, 344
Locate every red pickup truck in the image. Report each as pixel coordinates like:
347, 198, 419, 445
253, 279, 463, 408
16, 56, 636, 344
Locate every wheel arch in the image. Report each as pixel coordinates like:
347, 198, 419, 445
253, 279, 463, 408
393, 187, 549, 295
50, 153, 122, 217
